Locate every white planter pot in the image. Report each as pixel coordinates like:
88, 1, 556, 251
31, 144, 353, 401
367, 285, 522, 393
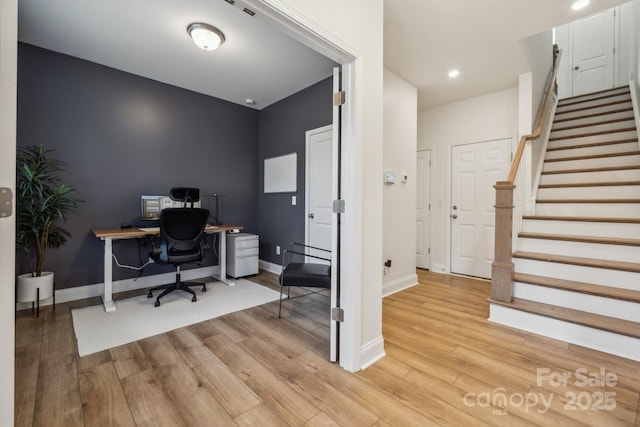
16, 272, 54, 302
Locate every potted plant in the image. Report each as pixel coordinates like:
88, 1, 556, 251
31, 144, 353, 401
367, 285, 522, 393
15, 145, 81, 309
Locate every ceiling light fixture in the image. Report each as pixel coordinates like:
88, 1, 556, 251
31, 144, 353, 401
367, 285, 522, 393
571, 0, 589, 10
448, 69, 460, 78
187, 23, 225, 51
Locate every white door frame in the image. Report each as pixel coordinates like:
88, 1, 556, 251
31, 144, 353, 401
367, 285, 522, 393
0, 0, 17, 422
244, 1, 363, 371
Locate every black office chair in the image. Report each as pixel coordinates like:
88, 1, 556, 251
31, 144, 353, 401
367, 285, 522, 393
278, 242, 331, 318
147, 190, 209, 307
170, 187, 200, 208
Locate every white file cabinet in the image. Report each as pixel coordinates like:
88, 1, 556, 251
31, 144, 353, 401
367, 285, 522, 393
226, 233, 259, 278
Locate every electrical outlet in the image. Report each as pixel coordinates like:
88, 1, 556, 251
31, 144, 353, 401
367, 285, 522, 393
276, 245, 281, 255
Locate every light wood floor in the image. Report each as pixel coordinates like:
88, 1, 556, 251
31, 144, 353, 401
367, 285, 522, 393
15, 269, 640, 426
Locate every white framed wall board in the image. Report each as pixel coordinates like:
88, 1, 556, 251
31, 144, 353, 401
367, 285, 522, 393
264, 152, 297, 193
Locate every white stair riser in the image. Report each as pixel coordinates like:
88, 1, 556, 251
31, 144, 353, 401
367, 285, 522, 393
534, 203, 640, 218
542, 154, 640, 172
521, 219, 640, 239
550, 120, 636, 139
555, 94, 631, 113
554, 101, 633, 121
544, 142, 640, 160
558, 89, 630, 105
517, 238, 640, 263
489, 304, 640, 362
513, 282, 640, 322
552, 111, 635, 130
548, 131, 638, 149
539, 168, 640, 185
537, 185, 640, 199
513, 257, 640, 290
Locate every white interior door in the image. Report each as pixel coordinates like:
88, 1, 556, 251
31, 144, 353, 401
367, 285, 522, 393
451, 139, 511, 279
416, 150, 431, 269
305, 124, 333, 258
572, 8, 615, 96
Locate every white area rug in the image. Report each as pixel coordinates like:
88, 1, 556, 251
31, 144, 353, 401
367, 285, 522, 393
71, 279, 280, 357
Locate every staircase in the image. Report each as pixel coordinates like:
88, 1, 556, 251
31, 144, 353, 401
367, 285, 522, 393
489, 86, 640, 361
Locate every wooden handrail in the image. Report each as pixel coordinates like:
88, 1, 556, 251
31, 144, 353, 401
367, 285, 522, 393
506, 47, 563, 183
491, 45, 563, 303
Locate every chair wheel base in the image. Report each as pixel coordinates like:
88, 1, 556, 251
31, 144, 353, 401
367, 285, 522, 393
154, 300, 160, 307
191, 295, 197, 302
147, 291, 153, 298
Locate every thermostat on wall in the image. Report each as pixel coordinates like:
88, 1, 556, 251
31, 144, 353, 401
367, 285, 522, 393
384, 170, 395, 184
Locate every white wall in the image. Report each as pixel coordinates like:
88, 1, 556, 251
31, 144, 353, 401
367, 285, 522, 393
522, 30, 553, 124
382, 69, 418, 296
555, 23, 572, 99
631, 0, 640, 95
0, 0, 17, 424
417, 88, 519, 273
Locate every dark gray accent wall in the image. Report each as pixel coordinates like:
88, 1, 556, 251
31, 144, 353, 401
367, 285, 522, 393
17, 43, 259, 288
258, 77, 332, 265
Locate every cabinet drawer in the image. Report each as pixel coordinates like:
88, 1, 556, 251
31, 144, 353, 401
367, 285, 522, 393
227, 255, 259, 278
232, 239, 259, 250
235, 247, 259, 257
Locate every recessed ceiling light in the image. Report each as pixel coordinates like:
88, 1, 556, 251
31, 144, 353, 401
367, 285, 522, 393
448, 69, 460, 78
572, 0, 589, 10
245, 99, 256, 105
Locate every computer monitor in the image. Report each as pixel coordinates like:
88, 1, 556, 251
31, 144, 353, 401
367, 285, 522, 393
141, 194, 202, 220
141, 195, 163, 220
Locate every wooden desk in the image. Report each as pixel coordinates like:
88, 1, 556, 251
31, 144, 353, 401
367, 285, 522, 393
92, 225, 242, 312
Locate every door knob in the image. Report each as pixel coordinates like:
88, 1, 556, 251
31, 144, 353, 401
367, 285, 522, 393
574, 66, 579, 70
452, 205, 458, 210
452, 214, 458, 219
308, 213, 314, 219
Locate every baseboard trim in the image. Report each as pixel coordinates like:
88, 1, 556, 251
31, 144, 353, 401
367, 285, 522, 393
16, 260, 284, 312
382, 273, 418, 297
431, 263, 447, 274
360, 335, 386, 370
259, 259, 282, 275
15, 266, 219, 311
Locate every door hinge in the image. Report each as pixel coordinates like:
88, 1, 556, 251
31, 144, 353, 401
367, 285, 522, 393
0, 187, 12, 218
428, 247, 431, 254
331, 307, 344, 322
333, 199, 345, 213
333, 91, 345, 106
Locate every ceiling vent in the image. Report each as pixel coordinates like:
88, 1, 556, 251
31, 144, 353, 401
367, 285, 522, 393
243, 7, 256, 16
